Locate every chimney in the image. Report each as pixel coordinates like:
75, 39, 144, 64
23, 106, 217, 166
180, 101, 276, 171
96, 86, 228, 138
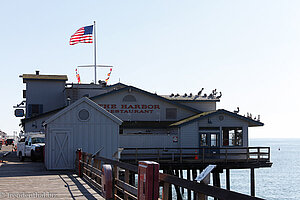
36, 70, 40, 75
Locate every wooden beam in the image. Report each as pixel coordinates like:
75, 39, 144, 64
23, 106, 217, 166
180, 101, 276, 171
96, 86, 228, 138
213, 172, 220, 200
192, 169, 198, 200
159, 173, 265, 200
251, 168, 255, 197
226, 169, 230, 190
168, 170, 173, 200
179, 169, 184, 194
187, 169, 191, 200
115, 179, 138, 196
174, 169, 183, 200
124, 170, 130, 200
162, 182, 170, 200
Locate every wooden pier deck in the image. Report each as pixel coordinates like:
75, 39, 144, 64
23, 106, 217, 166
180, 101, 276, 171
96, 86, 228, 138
0, 146, 104, 200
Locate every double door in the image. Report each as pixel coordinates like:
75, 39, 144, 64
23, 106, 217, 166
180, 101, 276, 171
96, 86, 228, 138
199, 127, 220, 158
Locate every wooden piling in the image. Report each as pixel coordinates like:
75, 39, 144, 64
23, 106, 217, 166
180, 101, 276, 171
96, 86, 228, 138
192, 169, 197, 200
124, 169, 130, 200
213, 172, 221, 200
179, 169, 184, 195
187, 169, 191, 200
174, 169, 183, 200
251, 168, 255, 197
226, 169, 230, 190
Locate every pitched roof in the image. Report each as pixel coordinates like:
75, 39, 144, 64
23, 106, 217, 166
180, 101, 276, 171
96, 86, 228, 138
44, 97, 123, 125
160, 95, 220, 102
90, 85, 201, 114
169, 109, 264, 127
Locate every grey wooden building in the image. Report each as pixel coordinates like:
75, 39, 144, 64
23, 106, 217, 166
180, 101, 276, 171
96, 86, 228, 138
17, 71, 267, 167
44, 97, 122, 170
90, 86, 263, 151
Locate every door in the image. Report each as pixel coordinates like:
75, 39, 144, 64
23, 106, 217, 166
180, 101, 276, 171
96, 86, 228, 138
199, 127, 220, 159
51, 130, 71, 169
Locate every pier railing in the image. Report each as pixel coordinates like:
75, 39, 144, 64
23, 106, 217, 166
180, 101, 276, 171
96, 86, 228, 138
75, 150, 265, 200
120, 147, 270, 163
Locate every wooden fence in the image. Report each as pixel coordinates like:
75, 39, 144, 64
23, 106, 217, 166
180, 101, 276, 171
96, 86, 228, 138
75, 150, 265, 200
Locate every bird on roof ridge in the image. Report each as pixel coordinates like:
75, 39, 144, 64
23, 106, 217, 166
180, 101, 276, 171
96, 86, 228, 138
198, 88, 204, 96
234, 107, 240, 114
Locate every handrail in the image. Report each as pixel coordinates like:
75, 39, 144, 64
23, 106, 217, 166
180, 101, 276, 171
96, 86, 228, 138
159, 173, 264, 200
76, 151, 139, 200
76, 151, 266, 200
120, 147, 271, 163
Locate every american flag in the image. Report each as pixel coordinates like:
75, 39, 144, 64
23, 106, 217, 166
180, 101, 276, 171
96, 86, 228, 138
69, 25, 93, 45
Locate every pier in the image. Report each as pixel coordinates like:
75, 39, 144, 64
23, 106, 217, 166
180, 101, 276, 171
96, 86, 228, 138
75, 150, 267, 200
0, 145, 269, 200
0, 146, 104, 199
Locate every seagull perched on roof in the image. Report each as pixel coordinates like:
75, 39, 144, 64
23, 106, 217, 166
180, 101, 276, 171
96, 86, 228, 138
234, 107, 239, 114
198, 88, 204, 96
216, 92, 222, 99
212, 89, 217, 96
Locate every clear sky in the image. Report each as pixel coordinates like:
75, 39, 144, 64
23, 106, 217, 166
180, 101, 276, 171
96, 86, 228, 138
0, 0, 299, 138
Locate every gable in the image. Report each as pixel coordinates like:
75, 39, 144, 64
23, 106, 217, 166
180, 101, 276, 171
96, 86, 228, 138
44, 97, 122, 125
91, 86, 199, 121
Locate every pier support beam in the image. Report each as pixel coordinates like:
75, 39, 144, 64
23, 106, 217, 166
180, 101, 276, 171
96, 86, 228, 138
179, 169, 184, 195
250, 168, 255, 197
187, 170, 191, 200
213, 172, 220, 200
192, 169, 197, 200
226, 169, 230, 190
174, 169, 183, 200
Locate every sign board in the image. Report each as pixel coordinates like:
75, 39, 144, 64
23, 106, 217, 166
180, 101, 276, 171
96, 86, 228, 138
172, 136, 178, 143
14, 109, 24, 117
195, 165, 216, 182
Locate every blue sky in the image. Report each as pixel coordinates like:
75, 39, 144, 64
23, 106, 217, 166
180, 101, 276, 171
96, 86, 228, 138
1, 0, 299, 138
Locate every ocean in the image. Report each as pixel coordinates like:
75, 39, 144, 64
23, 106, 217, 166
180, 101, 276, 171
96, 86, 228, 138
218, 138, 300, 200
173, 138, 300, 199
153, 138, 299, 199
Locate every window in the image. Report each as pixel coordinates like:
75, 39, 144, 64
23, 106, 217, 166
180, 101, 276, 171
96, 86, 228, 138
122, 95, 136, 102
78, 109, 90, 121
199, 127, 219, 147
166, 108, 177, 119
210, 133, 218, 147
27, 104, 43, 117
200, 133, 208, 146
222, 127, 243, 146
32, 137, 45, 144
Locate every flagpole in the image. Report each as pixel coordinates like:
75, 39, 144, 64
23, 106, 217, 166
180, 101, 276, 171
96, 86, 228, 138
94, 21, 97, 84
